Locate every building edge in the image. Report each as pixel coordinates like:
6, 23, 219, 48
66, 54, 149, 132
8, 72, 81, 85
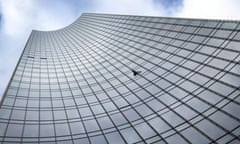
0, 31, 34, 106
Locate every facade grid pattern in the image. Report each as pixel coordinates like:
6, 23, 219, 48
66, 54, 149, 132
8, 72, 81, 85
0, 13, 239, 143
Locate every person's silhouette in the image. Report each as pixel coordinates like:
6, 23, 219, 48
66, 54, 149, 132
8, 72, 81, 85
131, 69, 141, 76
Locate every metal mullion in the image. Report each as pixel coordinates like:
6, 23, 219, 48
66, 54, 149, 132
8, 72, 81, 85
79, 15, 218, 49
68, 25, 180, 144
72, 24, 160, 77
59, 33, 129, 144
64, 26, 152, 143
48, 32, 74, 143
45, 32, 58, 144
92, 37, 240, 140
214, 125, 240, 144
96, 40, 239, 140
78, 20, 201, 74
80, 16, 240, 67
39, 32, 53, 143
74, 20, 239, 141
79, 21, 240, 102
2, 31, 36, 143
81, 37, 194, 144
69, 27, 146, 80
79, 42, 170, 144
54, 30, 109, 143
20, 32, 38, 143
75, 21, 240, 129
83, 13, 239, 35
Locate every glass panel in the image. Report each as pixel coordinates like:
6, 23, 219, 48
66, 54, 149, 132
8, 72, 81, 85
84, 119, 100, 132
106, 131, 125, 144
90, 135, 107, 144
6, 124, 23, 137
121, 127, 141, 143
70, 121, 85, 134
23, 124, 38, 137
55, 123, 70, 136
135, 122, 156, 139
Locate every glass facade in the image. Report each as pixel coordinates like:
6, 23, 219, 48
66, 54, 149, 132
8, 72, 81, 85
0, 13, 240, 143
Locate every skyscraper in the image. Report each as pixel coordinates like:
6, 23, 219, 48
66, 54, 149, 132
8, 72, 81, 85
0, 13, 239, 143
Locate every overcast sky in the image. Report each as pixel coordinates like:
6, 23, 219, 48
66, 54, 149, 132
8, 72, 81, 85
0, 0, 240, 97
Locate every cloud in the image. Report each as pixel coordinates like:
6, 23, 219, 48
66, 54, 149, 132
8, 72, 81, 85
92, 0, 171, 16
178, 0, 240, 20
154, 0, 183, 8
1, 0, 80, 36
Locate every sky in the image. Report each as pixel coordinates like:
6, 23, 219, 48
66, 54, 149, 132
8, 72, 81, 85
0, 0, 240, 98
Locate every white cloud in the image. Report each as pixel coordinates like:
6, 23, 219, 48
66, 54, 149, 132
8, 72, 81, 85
92, 0, 168, 16
1, 0, 78, 36
2, 0, 33, 36
178, 0, 240, 20
90, 0, 240, 20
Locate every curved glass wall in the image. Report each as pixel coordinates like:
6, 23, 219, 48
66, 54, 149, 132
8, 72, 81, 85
0, 13, 240, 143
